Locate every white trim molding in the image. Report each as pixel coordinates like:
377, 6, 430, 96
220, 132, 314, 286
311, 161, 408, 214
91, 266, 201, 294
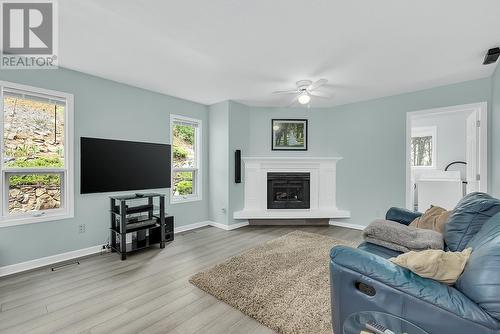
173, 220, 211, 233
174, 220, 250, 233
210, 221, 249, 230
0, 220, 247, 277
329, 220, 366, 230
0, 218, 363, 277
0, 245, 104, 277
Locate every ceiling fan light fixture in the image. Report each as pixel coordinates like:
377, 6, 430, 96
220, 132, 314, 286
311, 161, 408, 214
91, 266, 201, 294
298, 92, 311, 105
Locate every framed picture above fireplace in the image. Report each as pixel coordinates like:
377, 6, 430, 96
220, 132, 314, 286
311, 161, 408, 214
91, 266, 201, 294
271, 119, 308, 151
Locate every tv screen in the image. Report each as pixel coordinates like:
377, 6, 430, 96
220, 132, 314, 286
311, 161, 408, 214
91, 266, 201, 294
80, 137, 171, 194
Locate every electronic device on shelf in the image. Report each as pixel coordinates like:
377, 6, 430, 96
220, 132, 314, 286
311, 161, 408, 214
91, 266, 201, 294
365, 321, 395, 334
127, 216, 139, 223
113, 204, 154, 215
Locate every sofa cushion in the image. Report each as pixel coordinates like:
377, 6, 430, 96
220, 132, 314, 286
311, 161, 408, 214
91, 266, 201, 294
456, 212, 500, 321
444, 192, 500, 251
390, 248, 472, 284
410, 205, 451, 233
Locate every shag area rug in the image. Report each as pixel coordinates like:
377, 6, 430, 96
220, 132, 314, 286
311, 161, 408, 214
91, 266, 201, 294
189, 230, 358, 334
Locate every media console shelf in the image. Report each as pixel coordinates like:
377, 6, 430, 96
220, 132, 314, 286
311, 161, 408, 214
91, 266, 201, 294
109, 193, 173, 260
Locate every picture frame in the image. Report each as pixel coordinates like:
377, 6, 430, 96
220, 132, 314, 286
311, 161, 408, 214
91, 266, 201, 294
271, 119, 308, 151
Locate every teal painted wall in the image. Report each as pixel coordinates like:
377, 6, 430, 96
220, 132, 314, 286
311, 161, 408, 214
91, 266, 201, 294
208, 101, 229, 225
228, 102, 249, 224
247, 107, 333, 157
207, 101, 249, 226
492, 66, 500, 197
241, 78, 493, 228
0, 68, 209, 266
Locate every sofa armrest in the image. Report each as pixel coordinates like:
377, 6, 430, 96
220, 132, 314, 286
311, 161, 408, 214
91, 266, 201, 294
330, 246, 497, 328
385, 207, 421, 225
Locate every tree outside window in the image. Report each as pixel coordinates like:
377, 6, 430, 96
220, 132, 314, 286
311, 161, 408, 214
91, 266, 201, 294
411, 126, 436, 168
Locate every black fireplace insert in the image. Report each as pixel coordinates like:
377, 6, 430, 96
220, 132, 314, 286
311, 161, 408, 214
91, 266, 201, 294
267, 172, 310, 209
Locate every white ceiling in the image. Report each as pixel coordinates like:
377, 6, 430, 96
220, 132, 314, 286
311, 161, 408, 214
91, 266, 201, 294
59, 0, 500, 107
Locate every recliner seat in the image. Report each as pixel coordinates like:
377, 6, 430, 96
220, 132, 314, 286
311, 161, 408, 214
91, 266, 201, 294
330, 192, 500, 334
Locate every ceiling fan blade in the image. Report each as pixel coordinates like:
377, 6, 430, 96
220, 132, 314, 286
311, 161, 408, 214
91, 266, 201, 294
272, 90, 298, 95
310, 91, 332, 99
286, 94, 299, 107
307, 78, 328, 91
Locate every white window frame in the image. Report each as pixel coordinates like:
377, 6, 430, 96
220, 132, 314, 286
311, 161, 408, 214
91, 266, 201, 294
410, 126, 437, 169
0, 81, 74, 227
170, 114, 202, 204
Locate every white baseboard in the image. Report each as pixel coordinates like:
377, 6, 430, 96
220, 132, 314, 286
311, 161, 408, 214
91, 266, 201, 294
173, 220, 249, 233
209, 220, 249, 230
0, 219, 360, 278
329, 220, 366, 230
174, 220, 210, 233
0, 219, 250, 277
0, 245, 105, 278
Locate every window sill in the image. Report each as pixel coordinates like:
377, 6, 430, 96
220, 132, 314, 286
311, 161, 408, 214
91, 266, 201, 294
0, 212, 74, 228
170, 196, 202, 205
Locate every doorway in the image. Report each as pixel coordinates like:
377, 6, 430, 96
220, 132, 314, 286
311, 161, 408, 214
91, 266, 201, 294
405, 102, 487, 211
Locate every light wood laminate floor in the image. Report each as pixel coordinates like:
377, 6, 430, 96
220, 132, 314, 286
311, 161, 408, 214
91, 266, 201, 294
0, 225, 362, 334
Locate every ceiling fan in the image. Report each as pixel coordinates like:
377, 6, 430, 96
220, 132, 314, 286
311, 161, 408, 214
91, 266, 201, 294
272, 79, 331, 106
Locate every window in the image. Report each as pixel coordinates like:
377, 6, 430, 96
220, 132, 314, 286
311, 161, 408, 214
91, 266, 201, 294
170, 115, 201, 203
411, 126, 436, 168
0, 81, 73, 226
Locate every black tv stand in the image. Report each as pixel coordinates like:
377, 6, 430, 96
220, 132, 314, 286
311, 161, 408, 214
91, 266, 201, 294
109, 193, 173, 260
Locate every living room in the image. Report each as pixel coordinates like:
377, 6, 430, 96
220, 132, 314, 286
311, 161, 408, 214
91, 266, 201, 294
0, 1, 500, 333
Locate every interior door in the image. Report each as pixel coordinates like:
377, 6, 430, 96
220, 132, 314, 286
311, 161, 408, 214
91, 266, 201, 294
466, 111, 479, 193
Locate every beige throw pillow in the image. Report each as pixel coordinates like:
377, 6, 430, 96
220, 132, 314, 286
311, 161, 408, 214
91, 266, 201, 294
389, 248, 472, 284
409, 205, 451, 233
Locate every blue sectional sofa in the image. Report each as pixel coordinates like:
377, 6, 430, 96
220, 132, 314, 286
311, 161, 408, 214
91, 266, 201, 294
330, 192, 500, 334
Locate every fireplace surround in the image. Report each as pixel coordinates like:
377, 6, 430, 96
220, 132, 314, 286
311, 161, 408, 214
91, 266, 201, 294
233, 157, 350, 220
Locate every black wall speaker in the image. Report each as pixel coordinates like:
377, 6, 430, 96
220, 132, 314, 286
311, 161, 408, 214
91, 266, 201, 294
235, 150, 241, 183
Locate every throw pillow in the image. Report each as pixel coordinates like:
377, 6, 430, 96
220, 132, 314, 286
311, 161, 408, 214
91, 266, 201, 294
390, 248, 472, 284
410, 205, 451, 233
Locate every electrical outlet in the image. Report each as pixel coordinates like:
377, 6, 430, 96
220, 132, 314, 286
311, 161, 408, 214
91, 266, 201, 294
78, 224, 86, 233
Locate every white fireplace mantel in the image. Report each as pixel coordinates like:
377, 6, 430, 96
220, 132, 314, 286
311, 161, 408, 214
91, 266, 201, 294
233, 157, 350, 220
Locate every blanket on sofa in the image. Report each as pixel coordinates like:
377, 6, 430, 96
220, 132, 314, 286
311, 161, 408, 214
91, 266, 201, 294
363, 219, 444, 252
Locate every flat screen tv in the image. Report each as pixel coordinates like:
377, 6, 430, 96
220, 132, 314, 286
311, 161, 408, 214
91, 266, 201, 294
80, 137, 171, 194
